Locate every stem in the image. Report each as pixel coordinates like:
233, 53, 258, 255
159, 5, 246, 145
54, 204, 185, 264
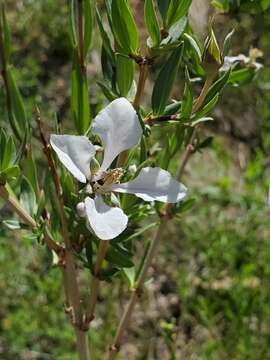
84, 240, 109, 324
133, 63, 148, 111
107, 74, 216, 359
75, 326, 90, 360
35, 109, 89, 359
108, 221, 166, 359
0, 185, 36, 227
116, 62, 149, 168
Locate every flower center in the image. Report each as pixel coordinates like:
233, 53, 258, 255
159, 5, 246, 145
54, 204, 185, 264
91, 168, 124, 194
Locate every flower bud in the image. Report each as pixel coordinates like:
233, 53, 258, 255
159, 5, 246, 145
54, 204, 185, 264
128, 164, 137, 175
90, 157, 100, 175
202, 27, 222, 75
76, 202, 86, 218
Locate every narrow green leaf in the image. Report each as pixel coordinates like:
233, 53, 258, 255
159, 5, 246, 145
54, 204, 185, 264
222, 29, 234, 59
145, 0, 160, 47
20, 177, 37, 217
106, 246, 134, 268
24, 149, 39, 197
204, 68, 231, 105
7, 65, 28, 137
0, 165, 19, 182
97, 81, 118, 101
116, 54, 134, 96
71, 51, 90, 134
195, 93, 219, 119
96, 8, 115, 60
203, 28, 222, 70
229, 68, 255, 85
157, 0, 171, 22
166, 0, 192, 29
160, 17, 187, 46
111, 0, 138, 54
0, 129, 7, 169
152, 43, 184, 116
191, 117, 213, 126
1, 7, 10, 64
181, 67, 193, 120
184, 33, 202, 63
83, 0, 93, 59
121, 267, 136, 288
68, 0, 77, 48
1, 136, 16, 170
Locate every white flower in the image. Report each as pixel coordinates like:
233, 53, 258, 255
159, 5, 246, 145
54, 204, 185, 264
220, 54, 263, 72
50, 98, 187, 241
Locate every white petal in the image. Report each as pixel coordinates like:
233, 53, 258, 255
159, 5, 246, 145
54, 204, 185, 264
111, 167, 187, 203
84, 196, 128, 240
50, 135, 96, 183
92, 98, 142, 171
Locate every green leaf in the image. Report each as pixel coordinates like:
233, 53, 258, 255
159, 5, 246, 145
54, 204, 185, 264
229, 68, 256, 85
184, 33, 202, 63
7, 65, 28, 139
71, 51, 91, 134
2, 137, 16, 170
173, 197, 195, 215
194, 93, 219, 119
121, 267, 136, 288
116, 54, 135, 96
203, 28, 222, 70
181, 67, 193, 120
157, 0, 171, 22
106, 246, 134, 268
83, 0, 93, 59
111, 0, 138, 54
204, 68, 231, 105
0, 165, 19, 184
97, 81, 118, 102
166, 0, 192, 28
222, 29, 234, 58
160, 17, 187, 46
145, 0, 160, 47
68, 0, 77, 48
20, 177, 37, 217
191, 117, 213, 127
1, 7, 10, 64
152, 43, 184, 116
24, 149, 39, 197
96, 8, 115, 61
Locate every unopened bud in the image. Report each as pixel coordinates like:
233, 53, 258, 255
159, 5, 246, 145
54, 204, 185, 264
128, 164, 137, 175
90, 157, 100, 175
76, 202, 86, 218
202, 27, 222, 74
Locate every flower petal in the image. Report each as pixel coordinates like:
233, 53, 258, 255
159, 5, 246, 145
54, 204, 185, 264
92, 98, 142, 172
50, 135, 96, 183
111, 167, 187, 203
84, 196, 128, 240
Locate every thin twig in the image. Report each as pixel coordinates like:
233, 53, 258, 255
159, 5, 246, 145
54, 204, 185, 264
35, 108, 89, 360
107, 74, 216, 359
84, 240, 109, 325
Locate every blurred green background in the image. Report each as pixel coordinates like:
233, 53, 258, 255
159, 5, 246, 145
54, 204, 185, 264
1, 1, 270, 359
